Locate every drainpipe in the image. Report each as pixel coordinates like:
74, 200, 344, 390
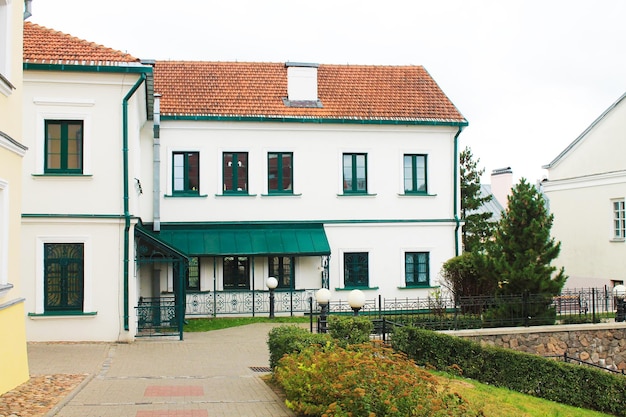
453, 126, 464, 257
153, 94, 161, 232
122, 73, 147, 331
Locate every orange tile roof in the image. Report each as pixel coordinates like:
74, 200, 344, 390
154, 61, 466, 124
23, 22, 140, 66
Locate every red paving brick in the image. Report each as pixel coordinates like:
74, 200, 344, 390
144, 385, 204, 397
136, 411, 208, 417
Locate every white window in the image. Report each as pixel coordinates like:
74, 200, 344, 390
0, 0, 13, 96
0, 178, 8, 288
613, 199, 625, 240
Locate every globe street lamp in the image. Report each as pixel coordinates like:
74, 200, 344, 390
267, 277, 278, 319
315, 288, 331, 333
613, 285, 626, 322
347, 289, 366, 316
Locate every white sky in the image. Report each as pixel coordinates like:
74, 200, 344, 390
29, 0, 626, 184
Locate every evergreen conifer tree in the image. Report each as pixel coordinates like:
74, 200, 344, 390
460, 147, 494, 253
490, 178, 566, 296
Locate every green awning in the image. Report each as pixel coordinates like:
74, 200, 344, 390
144, 223, 331, 257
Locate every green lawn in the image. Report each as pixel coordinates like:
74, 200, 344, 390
184, 316, 309, 332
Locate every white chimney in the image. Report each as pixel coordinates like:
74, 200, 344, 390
285, 62, 321, 107
491, 167, 513, 210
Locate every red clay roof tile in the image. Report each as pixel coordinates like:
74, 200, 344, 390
23, 21, 139, 65
154, 61, 466, 123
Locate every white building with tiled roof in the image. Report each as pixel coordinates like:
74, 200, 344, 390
22, 23, 467, 341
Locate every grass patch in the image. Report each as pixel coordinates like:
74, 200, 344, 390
184, 316, 309, 332
432, 371, 612, 417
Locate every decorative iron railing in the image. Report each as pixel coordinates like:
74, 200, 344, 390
184, 289, 316, 316
136, 296, 179, 337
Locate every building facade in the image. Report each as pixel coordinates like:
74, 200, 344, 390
0, 0, 30, 395
542, 92, 626, 289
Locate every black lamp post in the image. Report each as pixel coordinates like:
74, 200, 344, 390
267, 277, 278, 319
315, 288, 331, 333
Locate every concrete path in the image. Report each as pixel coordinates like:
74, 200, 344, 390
27, 323, 295, 417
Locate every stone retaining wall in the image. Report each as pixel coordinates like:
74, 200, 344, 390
443, 322, 626, 371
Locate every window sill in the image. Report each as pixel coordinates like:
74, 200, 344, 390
28, 311, 97, 319
398, 285, 438, 290
261, 193, 302, 197
335, 286, 379, 291
0, 72, 15, 96
216, 193, 257, 197
610, 238, 625, 243
0, 283, 14, 298
398, 193, 437, 197
32, 174, 92, 178
337, 193, 377, 197
164, 193, 207, 198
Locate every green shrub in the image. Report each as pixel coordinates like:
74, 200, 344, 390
266, 325, 332, 369
391, 326, 626, 416
327, 315, 373, 346
274, 341, 483, 417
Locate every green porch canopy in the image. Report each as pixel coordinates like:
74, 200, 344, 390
140, 223, 331, 257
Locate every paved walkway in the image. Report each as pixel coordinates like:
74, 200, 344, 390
27, 324, 295, 417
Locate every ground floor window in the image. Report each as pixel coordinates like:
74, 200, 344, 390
44, 243, 84, 312
223, 256, 250, 290
613, 199, 625, 239
186, 257, 200, 291
269, 256, 294, 289
405, 252, 429, 287
344, 252, 368, 288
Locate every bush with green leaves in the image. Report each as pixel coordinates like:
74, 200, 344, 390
391, 326, 626, 416
273, 341, 483, 417
267, 325, 332, 369
327, 315, 373, 346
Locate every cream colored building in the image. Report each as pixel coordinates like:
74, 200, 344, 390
0, 0, 30, 395
542, 92, 626, 289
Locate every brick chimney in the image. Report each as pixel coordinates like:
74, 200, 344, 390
491, 167, 513, 210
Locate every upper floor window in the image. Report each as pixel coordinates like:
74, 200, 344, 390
269, 256, 294, 289
44, 243, 84, 312
0, 179, 7, 289
186, 257, 200, 291
343, 153, 367, 194
45, 120, 83, 174
613, 199, 625, 240
405, 252, 429, 287
173, 152, 199, 195
0, 1, 12, 94
404, 154, 427, 194
344, 252, 368, 288
223, 152, 248, 194
268, 152, 293, 194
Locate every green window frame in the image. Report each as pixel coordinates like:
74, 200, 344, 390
405, 252, 429, 287
343, 153, 367, 194
173, 151, 200, 195
223, 256, 250, 290
186, 257, 200, 291
269, 256, 294, 289
344, 252, 368, 288
613, 199, 625, 239
404, 154, 427, 194
268, 152, 293, 194
44, 243, 84, 312
45, 120, 83, 174
223, 152, 248, 194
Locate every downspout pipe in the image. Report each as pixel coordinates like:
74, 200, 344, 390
453, 125, 464, 257
153, 94, 161, 232
122, 73, 147, 331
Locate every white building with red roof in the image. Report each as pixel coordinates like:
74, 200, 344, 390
22, 22, 467, 341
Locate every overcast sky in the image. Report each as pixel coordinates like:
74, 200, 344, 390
29, 0, 626, 184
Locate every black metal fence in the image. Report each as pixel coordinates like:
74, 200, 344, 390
311, 287, 620, 333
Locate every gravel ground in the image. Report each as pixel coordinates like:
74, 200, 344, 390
0, 374, 86, 417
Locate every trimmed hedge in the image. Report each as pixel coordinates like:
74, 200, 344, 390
391, 326, 626, 416
327, 315, 373, 346
267, 325, 332, 369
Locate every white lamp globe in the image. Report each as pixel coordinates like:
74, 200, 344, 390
315, 288, 331, 305
347, 289, 366, 309
266, 277, 278, 290
613, 284, 626, 299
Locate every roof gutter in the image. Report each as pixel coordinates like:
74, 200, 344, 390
453, 125, 464, 257
122, 73, 147, 331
